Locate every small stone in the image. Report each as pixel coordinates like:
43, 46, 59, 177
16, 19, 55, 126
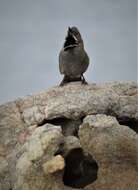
43, 155, 65, 175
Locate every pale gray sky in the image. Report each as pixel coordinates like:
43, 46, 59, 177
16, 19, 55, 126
0, 0, 137, 104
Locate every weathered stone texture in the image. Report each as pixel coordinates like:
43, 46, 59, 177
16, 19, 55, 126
0, 82, 137, 190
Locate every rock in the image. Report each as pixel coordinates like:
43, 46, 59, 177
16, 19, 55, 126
62, 136, 81, 156
12, 124, 64, 190
0, 159, 11, 190
43, 155, 65, 174
40, 118, 82, 136
79, 114, 138, 190
0, 82, 137, 190
15, 82, 137, 125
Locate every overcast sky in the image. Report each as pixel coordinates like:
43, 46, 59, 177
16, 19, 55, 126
0, 0, 137, 104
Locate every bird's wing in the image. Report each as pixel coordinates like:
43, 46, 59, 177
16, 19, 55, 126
59, 50, 64, 74
81, 51, 90, 73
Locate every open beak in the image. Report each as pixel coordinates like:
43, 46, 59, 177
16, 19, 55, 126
68, 27, 78, 42
63, 27, 78, 50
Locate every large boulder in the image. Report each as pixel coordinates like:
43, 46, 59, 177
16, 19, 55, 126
79, 114, 138, 190
0, 82, 137, 190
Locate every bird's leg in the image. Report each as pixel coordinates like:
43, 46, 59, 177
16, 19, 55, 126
60, 75, 88, 86
59, 76, 70, 86
81, 75, 88, 85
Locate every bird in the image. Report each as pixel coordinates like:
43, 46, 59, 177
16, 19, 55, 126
59, 26, 89, 86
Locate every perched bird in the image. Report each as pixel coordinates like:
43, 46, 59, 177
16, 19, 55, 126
59, 26, 89, 86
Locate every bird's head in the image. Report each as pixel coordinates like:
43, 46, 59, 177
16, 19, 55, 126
63, 26, 83, 50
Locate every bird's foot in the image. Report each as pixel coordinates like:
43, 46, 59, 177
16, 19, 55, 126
59, 81, 67, 86
59, 76, 88, 86
81, 75, 88, 85
82, 80, 88, 85
59, 76, 70, 86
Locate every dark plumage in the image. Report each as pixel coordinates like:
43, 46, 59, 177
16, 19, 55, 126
59, 27, 89, 86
